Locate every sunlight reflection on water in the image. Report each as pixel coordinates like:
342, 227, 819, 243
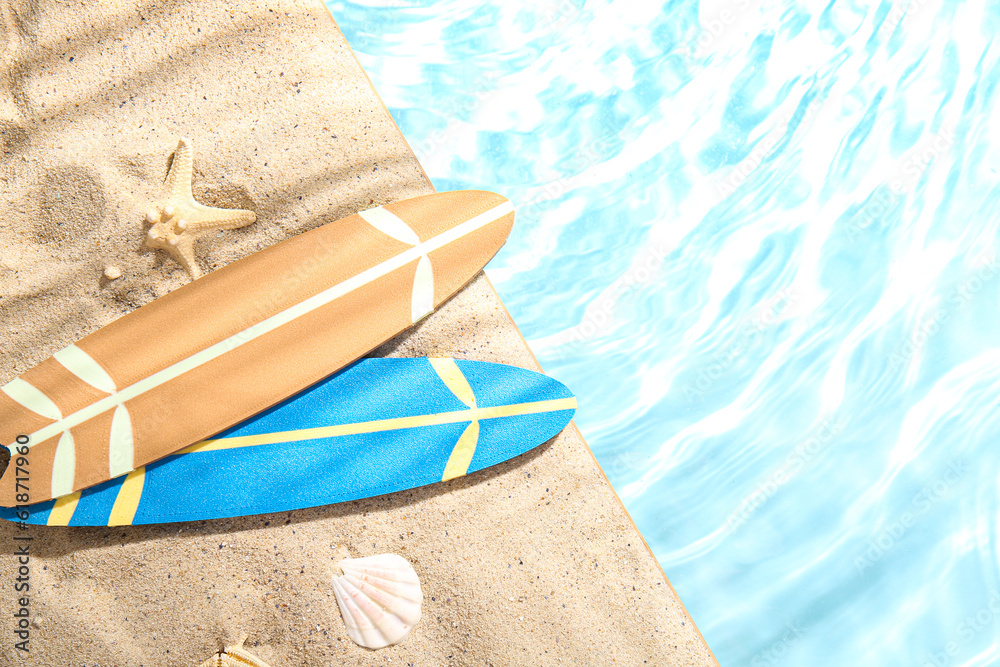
331, 1, 1000, 664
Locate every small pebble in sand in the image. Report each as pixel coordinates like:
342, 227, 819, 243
103, 265, 123, 280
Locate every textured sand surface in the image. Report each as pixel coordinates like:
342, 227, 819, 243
0, 0, 718, 664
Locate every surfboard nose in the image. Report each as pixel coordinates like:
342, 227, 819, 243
379, 190, 514, 306
385, 190, 513, 241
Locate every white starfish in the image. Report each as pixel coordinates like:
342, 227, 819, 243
144, 137, 256, 279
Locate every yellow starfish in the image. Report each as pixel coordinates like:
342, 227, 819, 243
144, 137, 256, 279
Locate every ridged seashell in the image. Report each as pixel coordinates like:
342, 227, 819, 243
198, 640, 272, 667
332, 553, 423, 649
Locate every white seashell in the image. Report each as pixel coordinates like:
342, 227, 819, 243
332, 553, 423, 649
198, 640, 272, 667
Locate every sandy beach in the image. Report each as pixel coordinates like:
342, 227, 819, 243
0, 1, 717, 664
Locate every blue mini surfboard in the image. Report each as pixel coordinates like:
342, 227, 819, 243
1, 358, 575, 526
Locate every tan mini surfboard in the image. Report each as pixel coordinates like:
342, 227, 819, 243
0, 190, 514, 507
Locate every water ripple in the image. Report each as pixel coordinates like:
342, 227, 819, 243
331, 0, 1000, 664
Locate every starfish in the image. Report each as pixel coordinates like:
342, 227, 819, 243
144, 137, 256, 279
197, 634, 272, 667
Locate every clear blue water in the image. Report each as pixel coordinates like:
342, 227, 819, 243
328, 1, 1000, 665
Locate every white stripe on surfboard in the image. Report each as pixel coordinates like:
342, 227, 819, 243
53, 344, 118, 394
411, 254, 434, 322
358, 207, 421, 246
13, 199, 514, 455
108, 404, 135, 478
2, 378, 62, 421
360, 207, 435, 323
51, 431, 75, 498
43, 345, 133, 495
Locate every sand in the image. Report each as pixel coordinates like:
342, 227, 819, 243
0, 0, 718, 664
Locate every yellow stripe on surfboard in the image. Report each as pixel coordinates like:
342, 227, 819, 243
43, 466, 153, 527
442, 421, 480, 481
431, 358, 480, 480
46, 491, 81, 526
108, 468, 145, 526
180, 398, 577, 454
429, 358, 477, 408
